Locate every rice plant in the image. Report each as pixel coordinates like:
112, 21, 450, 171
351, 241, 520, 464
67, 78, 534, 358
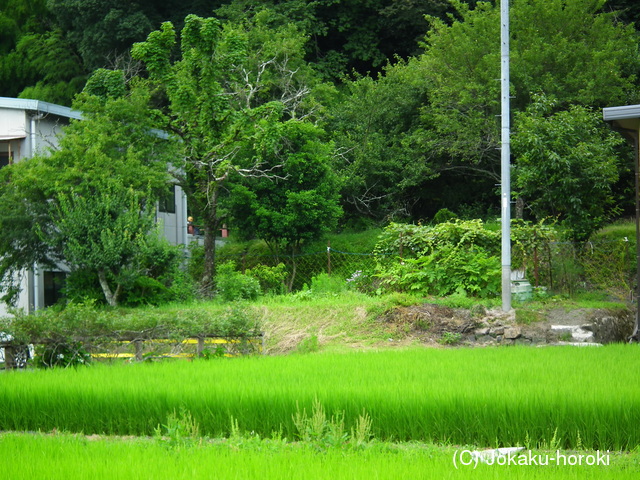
1, 345, 639, 449
1, 432, 637, 480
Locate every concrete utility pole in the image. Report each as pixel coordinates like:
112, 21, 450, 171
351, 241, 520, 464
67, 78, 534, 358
500, 0, 512, 311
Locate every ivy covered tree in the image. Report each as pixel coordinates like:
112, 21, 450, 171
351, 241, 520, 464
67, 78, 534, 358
132, 11, 326, 296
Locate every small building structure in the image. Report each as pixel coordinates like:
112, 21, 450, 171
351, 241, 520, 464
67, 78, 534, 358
603, 104, 640, 341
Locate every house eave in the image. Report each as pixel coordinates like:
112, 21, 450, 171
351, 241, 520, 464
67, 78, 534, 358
0, 97, 82, 121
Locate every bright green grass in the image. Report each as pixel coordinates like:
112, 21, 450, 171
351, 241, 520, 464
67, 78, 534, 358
591, 221, 635, 242
1, 346, 639, 449
1, 432, 638, 480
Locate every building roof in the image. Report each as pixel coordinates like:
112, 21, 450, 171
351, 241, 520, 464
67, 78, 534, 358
0, 97, 82, 121
603, 104, 640, 133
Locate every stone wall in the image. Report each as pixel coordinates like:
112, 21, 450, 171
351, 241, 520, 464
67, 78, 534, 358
465, 308, 634, 346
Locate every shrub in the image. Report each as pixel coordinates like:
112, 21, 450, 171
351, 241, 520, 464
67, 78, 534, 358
215, 261, 262, 302
33, 342, 91, 368
63, 236, 197, 307
376, 245, 501, 298
245, 263, 287, 295
432, 208, 458, 224
309, 273, 346, 295
374, 220, 500, 258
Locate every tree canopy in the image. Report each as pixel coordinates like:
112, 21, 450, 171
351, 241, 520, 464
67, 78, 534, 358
327, 0, 640, 228
0, 88, 176, 306
2, 0, 640, 308
132, 11, 333, 295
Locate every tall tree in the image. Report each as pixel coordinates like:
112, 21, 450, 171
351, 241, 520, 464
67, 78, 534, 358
0, 0, 76, 101
417, 0, 639, 173
512, 96, 626, 241
0, 87, 175, 306
216, 0, 458, 80
229, 119, 342, 290
327, 58, 435, 222
132, 11, 324, 296
332, 0, 639, 223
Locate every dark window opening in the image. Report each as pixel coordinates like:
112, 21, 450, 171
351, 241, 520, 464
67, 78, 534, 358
43, 271, 66, 307
159, 185, 176, 214
0, 152, 10, 168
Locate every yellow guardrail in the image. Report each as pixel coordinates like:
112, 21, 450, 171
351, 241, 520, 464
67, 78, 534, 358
89, 336, 263, 361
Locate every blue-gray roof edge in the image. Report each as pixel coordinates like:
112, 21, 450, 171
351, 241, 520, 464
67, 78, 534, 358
0, 97, 83, 120
603, 104, 640, 122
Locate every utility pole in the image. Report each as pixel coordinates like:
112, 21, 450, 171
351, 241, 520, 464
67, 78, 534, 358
500, 0, 512, 311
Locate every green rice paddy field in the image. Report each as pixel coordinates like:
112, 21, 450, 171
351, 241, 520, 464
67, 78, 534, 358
2, 345, 640, 478
1, 432, 639, 479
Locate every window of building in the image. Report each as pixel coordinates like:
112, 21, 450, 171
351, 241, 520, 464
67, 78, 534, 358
159, 185, 176, 214
0, 138, 20, 167
43, 271, 66, 307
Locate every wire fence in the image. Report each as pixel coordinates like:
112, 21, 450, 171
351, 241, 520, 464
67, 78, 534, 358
218, 248, 384, 291
216, 238, 637, 300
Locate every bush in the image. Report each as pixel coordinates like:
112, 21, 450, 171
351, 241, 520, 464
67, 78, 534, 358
33, 342, 91, 368
432, 208, 458, 224
63, 236, 197, 307
215, 261, 262, 302
581, 235, 635, 301
245, 263, 287, 295
376, 245, 501, 298
374, 220, 500, 258
0, 301, 263, 367
309, 273, 347, 295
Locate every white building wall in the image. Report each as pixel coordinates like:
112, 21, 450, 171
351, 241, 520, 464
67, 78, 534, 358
0, 109, 27, 138
0, 272, 30, 318
157, 185, 189, 247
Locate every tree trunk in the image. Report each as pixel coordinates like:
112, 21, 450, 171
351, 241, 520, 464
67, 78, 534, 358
515, 196, 524, 220
97, 269, 120, 307
200, 188, 220, 298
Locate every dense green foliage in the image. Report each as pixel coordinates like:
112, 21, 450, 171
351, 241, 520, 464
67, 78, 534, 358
513, 96, 627, 241
131, 12, 338, 295
0, 88, 181, 306
2, 0, 640, 306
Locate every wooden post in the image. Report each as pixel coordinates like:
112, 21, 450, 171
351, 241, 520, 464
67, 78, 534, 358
327, 240, 331, 276
134, 340, 143, 362
4, 345, 16, 370
197, 337, 205, 357
533, 245, 539, 287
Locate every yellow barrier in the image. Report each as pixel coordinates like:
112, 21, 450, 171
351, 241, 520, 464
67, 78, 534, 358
89, 336, 262, 361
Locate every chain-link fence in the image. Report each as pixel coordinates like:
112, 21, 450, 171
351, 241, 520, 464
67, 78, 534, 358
217, 238, 637, 300
218, 248, 384, 291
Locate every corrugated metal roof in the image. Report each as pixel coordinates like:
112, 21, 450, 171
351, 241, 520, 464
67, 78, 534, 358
603, 104, 640, 122
0, 97, 82, 120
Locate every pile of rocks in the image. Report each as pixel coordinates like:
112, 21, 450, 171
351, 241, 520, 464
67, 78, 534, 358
465, 308, 634, 347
